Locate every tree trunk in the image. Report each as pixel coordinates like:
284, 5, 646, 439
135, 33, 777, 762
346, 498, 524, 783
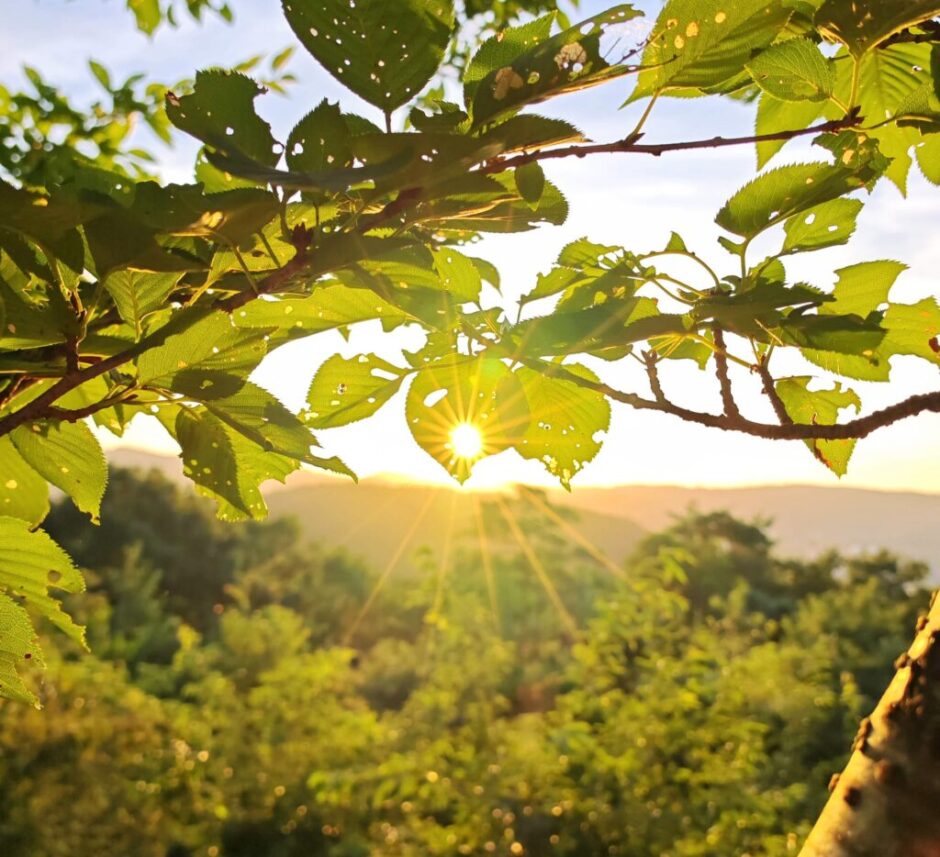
800, 591, 940, 857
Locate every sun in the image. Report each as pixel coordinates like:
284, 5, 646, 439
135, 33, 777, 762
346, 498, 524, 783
449, 422, 484, 459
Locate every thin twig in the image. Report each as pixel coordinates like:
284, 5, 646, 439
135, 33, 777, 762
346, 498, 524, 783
712, 327, 740, 419
480, 116, 862, 174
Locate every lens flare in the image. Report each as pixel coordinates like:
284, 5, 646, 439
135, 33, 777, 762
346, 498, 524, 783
449, 422, 484, 459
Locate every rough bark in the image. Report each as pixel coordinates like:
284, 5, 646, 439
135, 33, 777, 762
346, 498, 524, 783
800, 591, 940, 857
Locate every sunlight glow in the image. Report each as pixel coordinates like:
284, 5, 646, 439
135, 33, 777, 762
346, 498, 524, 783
449, 422, 484, 460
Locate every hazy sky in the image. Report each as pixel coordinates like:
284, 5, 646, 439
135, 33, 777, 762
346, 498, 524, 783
5, 0, 939, 490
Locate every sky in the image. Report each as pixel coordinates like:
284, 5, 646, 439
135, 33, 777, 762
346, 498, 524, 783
4, 0, 939, 491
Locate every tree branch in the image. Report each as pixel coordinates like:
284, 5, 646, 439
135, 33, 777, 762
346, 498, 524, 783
480, 116, 862, 174
524, 358, 940, 441
712, 327, 740, 419
799, 591, 940, 856
757, 353, 793, 426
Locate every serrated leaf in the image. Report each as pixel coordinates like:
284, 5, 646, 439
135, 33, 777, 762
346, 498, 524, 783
0, 437, 49, 525
716, 160, 874, 239
431, 246, 483, 302
0, 517, 86, 704
174, 407, 296, 521
166, 70, 278, 166
464, 13, 555, 109
754, 92, 825, 168
745, 38, 834, 102
782, 198, 863, 254
282, 0, 454, 113
816, 0, 940, 58
515, 161, 546, 208
234, 284, 414, 334
630, 0, 792, 102
471, 6, 642, 125
137, 311, 269, 390
306, 353, 405, 428
10, 421, 107, 523
820, 260, 907, 317
193, 380, 354, 477
406, 357, 529, 483
916, 135, 940, 184
286, 99, 352, 176
515, 363, 609, 489
479, 115, 586, 154
103, 270, 181, 338
775, 376, 860, 475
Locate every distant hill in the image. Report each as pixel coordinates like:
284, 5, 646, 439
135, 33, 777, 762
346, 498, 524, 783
105, 449, 940, 570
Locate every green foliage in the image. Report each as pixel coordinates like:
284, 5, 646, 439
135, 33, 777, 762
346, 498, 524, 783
1, 0, 939, 700
0, 473, 930, 852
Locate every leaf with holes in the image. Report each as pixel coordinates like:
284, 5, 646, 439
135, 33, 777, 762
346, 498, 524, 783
716, 161, 876, 240
166, 70, 279, 165
282, 0, 455, 113
629, 0, 792, 102
0, 517, 86, 705
775, 376, 860, 475
816, 0, 940, 58
470, 6, 642, 125
515, 363, 609, 489
782, 198, 863, 254
306, 353, 406, 428
0, 437, 49, 525
406, 357, 529, 483
174, 407, 297, 521
11, 421, 107, 523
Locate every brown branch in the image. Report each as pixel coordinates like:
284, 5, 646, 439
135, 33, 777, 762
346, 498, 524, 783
756, 353, 792, 426
712, 327, 740, 419
523, 358, 940, 441
642, 351, 667, 404
480, 116, 862, 174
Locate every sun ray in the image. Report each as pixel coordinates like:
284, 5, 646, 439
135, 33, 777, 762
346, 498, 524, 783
496, 495, 578, 640
343, 487, 439, 645
520, 487, 627, 580
472, 494, 501, 633
432, 491, 458, 616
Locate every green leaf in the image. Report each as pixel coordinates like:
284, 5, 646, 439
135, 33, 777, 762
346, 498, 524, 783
479, 115, 586, 154
103, 271, 181, 338
820, 260, 907, 317
174, 407, 296, 521
716, 161, 873, 240
137, 311, 269, 391
515, 161, 546, 207
816, 0, 940, 58
406, 357, 529, 483
745, 38, 834, 102
916, 135, 940, 184
754, 92, 825, 169
880, 298, 940, 363
0, 518, 85, 705
463, 13, 555, 110
10, 421, 107, 523
515, 363, 610, 489
781, 198, 864, 254
306, 353, 406, 428
127, 0, 161, 34
195, 380, 354, 477
286, 100, 352, 176
629, 0, 792, 102
0, 437, 49, 525
431, 246, 483, 302
282, 0, 455, 113
165, 70, 278, 166
470, 6, 642, 125
775, 376, 861, 475
234, 284, 414, 334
